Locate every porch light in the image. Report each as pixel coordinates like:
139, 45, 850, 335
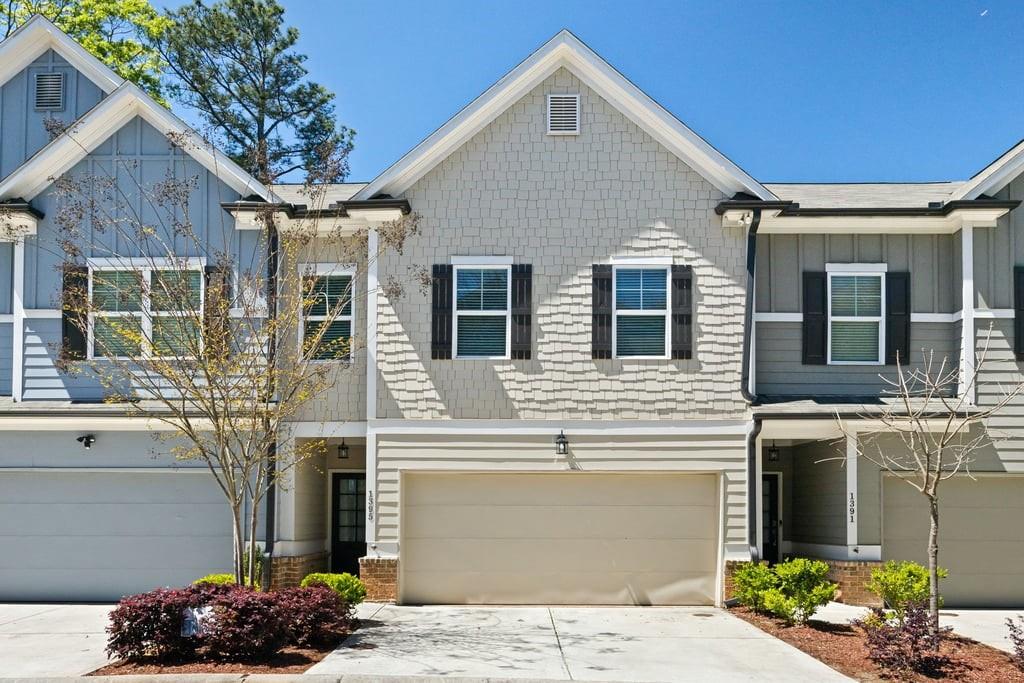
766, 441, 780, 463
337, 439, 349, 460
555, 430, 569, 456
76, 434, 96, 449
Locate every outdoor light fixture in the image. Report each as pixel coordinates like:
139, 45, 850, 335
555, 430, 569, 456
767, 441, 780, 463
337, 439, 349, 460
76, 434, 96, 450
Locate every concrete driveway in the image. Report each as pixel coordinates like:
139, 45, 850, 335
0, 603, 112, 678
310, 604, 850, 682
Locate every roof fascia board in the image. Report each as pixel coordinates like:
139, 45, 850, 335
754, 209, 1010, 234
955, 141, 1024, 200
0, 15, 122, 94
0, 84, 278, 203
355, 30, 775, 202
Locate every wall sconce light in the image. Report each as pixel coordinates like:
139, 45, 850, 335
76, 434, 96, 450
337, 439, 349, 460
767, 441, 780, 463
555, 430, 569, 456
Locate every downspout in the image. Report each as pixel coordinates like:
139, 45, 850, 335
741, 209, 762, 564
262, 223, 280, 589
747, 417, 762, 564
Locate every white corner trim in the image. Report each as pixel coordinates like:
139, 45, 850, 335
825, 262, 888, 273
609, 255, 673, 266
973, 308, 1014, 319
754, 311, 803, 323
846, 433, 858, 547
11, 241, 24, 402
0, 84, 278, 203
961, 227, 976, 404
450, 255, 514, 265
353, 30, 774, 202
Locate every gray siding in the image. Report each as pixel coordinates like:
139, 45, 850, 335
756, 233, 957, 314
756, 321, 958, 396
0, 50, 105, 180
977, 175, 1024, 308
790, 440, 846, 546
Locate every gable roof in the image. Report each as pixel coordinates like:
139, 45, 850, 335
0, 82, 278, 202
0, 14, 122, 94
354, 30, 775, 202
954, 137, 1024, 201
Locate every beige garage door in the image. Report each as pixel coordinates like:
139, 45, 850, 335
400, 472, 719, 605
883, 476, 1024, 607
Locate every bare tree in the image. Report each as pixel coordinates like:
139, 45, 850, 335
49, 130, 421, 587
837, 335, 1023, 640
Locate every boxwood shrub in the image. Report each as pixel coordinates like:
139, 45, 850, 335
300, 572, 367, 605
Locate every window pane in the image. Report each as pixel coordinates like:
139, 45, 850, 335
456, 315, 506, 357
151, 270, 202, 312
93, 317, 141, 357
616, 268, 666, 311
92, 271, 141, 312
456, 269, 507, 311
616, 315, 665, 357
831, 275, 881, 317
152, 318, 200, 356
305, 319, 351, 360
831, 321, 880, 362
308, 275, 352, 317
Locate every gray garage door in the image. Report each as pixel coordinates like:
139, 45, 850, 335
883, 476, 1024, 607
0, 470, 233, 601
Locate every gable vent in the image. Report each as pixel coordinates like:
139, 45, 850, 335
547, 94, 580, 135
34, 73, 65, 111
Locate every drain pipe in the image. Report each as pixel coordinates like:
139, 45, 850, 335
262, 221, 280, 590
740, 209, 762, 404
747, 417, 762, 564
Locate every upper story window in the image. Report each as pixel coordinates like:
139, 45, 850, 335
827, 264, 886, 365
301, 265, 354, 361
613, 262, 670, 359
453, 258, 511, 359
89, 260, 204, 359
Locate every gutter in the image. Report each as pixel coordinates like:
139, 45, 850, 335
740, 209, 761, 404
715, 197, 1020, 218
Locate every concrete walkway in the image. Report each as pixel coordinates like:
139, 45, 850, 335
814, 601, 1024, 654
310, 604, 850, 682
0, 603, 112, 678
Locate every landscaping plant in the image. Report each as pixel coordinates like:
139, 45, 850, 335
193, 573, 238, 586
1006, 615, 1024, 670
855, 602, 952, 676
275, 586, 354, 647
867, 560, 947, 623
732, 562, 777, 613
770, 558, 837, 624
107, 587, 201, 662
199, 589, 289, 660
301, 572, 367, 605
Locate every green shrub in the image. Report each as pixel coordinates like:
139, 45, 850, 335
867, 560, 947, 622
300, 572, 367, 605
732, 562, 777, 613
762, 588, 798, 624
772, 558, 837, 624
193, 573, 237, 586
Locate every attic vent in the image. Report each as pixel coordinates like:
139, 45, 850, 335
34, 73, 65, 110
547, 94, 580, 135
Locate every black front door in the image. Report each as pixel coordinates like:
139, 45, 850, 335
331, 473, 366, 574
762, 473, 780, 564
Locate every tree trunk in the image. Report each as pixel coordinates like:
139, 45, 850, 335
231, 504, 244, 585
247, 495, 260, 589
927, 494, 941, 645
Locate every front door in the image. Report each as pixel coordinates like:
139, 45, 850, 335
330, 473, 366, 574
762, 473, 780, 564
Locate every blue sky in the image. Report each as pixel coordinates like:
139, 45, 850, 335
221, 1, 1024, 184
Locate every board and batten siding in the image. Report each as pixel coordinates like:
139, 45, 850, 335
789, 440, 846, 546
0, 50, 105, 180
978, 175, 1024, 309
374, 432, 749, 558
376, 68, 747, 421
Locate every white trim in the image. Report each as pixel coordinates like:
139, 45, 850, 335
0, 314, 11, 323
973, 308, 1014, 319
0, 466, 215, 474
353, 30, 774, 202
846, 433, 858, 547
12, 240, 24, 402
612, 264, 670, 360
744, 210, 1012, 234
289, 422, 368, 438
452, 263, 512, 360
754, 311, 803, 323
300, 262, 357, 276
910, 312, 960, 323
0, 416, 212, 431
0, 84, 278, 203
787, 541, 881, 562
450, 255, 514, 265
298, 264, 356, 362
961, 226, 976, 404
955, 139, 1024, 200
826, 262, 888, 273
366, 229, 379, 422
826, 270, 886, 366
609, 255, 673, 266
87, 256, 208, 270
365, 430, 378, 547
367, 418, 750, 436
23, 309, 61, 319
0, 15, 123, 94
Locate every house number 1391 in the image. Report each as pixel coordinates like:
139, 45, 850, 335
848, 492, 856, 522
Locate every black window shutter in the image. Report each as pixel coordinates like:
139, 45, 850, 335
431, 264, 453, 359
204, 265, 232, 359
885, 271, 911, 365
1015, 266, 1024, 361
671, 265, 693, 359
60, 264, 88, 361
511, 264, 532, 360
592, 264, 612, 359
802, 271, 827, 365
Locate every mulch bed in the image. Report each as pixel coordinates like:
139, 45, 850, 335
731, 606, 1024, 682
89, 642, 337, 675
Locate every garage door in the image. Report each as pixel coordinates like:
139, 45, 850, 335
400, 472, 719, 605
883, 476, 1024, 607
0, 471, 233, 601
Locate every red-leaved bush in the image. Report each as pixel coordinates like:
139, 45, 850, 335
200, 589, 289, 660
275, 586, 354, 647
106, 587, 199, 662
854, 602, 953, 676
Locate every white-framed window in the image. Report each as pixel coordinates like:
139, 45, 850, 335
827, 263, 886, 365
452, 257, 512, 359
88, 258, 205, 359
546, 93, 580, 135
300, 264, 355, 361
612, 258, 671, 359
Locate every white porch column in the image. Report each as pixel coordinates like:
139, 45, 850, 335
846, 432, 858, 550
364, 227, 379, 551
12, 239, 24, 402
960, 224, 976, 404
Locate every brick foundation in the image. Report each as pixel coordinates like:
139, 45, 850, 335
269, 552, 327, 589
822, 558, 883, 607
723, 560, 755, 602
359, 557, 398, 602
